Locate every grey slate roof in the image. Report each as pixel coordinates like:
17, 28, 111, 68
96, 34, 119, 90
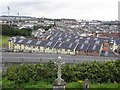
76, 44, 90, 51
54, 42, 77, 50
115, 39, 120, 45
87, 44, 102, 52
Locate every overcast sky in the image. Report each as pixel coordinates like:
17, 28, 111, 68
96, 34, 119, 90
0, 0, 120, 20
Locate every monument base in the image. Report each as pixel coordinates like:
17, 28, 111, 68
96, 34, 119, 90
53, 78, 66, 90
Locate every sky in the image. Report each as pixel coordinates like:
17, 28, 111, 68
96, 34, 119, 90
0, 0, 120, 20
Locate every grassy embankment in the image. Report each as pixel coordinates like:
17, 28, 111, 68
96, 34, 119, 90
1, 78, 120, 89
0, 36, 10, 48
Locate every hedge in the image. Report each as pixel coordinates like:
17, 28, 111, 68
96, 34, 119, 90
4, 60, 120, 84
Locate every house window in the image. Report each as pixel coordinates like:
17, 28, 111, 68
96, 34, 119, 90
44, 47, 46, 49
70, 50, 73, 52
49, 47, 52, 49
33, 46, 35, 48
65, 49, 67, 51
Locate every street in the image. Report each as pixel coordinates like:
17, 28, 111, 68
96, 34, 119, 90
1, 52, 119, 63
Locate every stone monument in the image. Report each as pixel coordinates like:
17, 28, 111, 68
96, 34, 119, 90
84, 79, 89, 90
53, 56, 66, 90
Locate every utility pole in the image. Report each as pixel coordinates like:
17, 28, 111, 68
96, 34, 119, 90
17, 12, 20, 25
7, 6, 10, 26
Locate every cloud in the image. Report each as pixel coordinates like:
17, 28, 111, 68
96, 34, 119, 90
0, 0, 119, 20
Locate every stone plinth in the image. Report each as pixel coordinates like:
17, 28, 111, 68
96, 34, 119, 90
53, 78, 66, 90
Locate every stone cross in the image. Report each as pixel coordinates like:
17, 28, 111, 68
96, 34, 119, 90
54, 56, 65, 85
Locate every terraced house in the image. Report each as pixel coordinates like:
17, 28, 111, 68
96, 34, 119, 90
8, 32, 118, 56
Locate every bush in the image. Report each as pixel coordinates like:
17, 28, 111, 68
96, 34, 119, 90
2, 78, 15, 88
90, 83, 120, 88
5, 62, 57, 83
66, 82, 83, 88
2, 25, 32, 37
4, 60, 120, 84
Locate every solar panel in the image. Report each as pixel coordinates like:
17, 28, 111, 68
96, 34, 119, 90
75, 36, 78, 38
58, 38, 62, 41
66, 38, 70, 42
55, 33, 58, 36
65, 35, 68, 37
85, 40, 89, 43
59, 33, 62, 37
80, 37, 83, 39
18, 40, 23, 43
95, 41, 100, 44
94, 38, 98, 40
47, 41, 53, 46
36, 41, 42, 45
75, 39, 79, 42
49, 37, 54, 40
68, 43, 73, 48
26, 40, 32, 44
58, 43, 62, 47
92, 45, 97, 50
80, 44, 84, 49
87, 37, 90, 39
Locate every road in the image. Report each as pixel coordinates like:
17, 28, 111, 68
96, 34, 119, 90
1, 52, 119, 63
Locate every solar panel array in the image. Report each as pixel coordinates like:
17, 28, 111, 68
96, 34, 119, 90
13, 31, 119, 55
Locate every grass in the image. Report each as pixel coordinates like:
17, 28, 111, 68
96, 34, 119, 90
90, 83, 120, 88
66, 82, 83, 88
0, 35, 10, 48
1, 78, 120, 89
2, 78, 52, 88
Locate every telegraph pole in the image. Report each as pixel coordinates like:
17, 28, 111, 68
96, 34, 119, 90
7, 6, 10, 26
17, 12, 19, 25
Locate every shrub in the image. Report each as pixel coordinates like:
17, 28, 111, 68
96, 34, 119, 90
2, 78, 15, 88
4, 60, 120, 84
66, 82, 83, 88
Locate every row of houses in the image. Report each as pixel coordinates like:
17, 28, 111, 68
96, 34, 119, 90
9, 36, 117, 56
47, 30, 119, 52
